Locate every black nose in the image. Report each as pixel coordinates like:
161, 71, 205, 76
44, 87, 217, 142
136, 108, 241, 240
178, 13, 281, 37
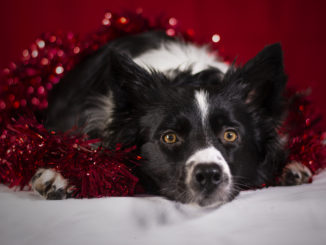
193, 164, 222, 192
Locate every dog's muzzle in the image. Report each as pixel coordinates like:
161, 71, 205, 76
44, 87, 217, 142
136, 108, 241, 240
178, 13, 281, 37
185, 147, 232, 206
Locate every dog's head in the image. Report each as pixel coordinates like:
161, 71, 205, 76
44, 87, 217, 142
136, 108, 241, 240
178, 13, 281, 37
106, 44, 287, 207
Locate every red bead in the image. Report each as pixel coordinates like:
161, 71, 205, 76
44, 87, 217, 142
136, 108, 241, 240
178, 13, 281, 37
104, 12, 112, 19
41, 58, 49, 65
49, 35, 57, 43
57, 50, 64, 57
3, 68, 10, 75
27, 86, 34, 94
118, 17, 128, 24
169, 17, 178, 26
8, 94, 15, 102
37, 86, 45, 95
166, 28, 176, 36
102, 18, 111, 26
20, 100, 27, 107
73, 47, 80, 54
0, 100, 6, 110
31, 97, 40, 105
13, 101, 20, 109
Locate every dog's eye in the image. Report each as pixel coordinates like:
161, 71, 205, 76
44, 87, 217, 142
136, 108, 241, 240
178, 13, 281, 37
162, 133, 178, 144
223, 130, 238, 142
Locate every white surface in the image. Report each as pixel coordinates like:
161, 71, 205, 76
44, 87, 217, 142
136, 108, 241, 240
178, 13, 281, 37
1, 171, 326, 245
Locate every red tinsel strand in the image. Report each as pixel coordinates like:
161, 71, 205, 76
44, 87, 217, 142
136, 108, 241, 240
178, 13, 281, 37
0, 10, 325, 198
282, 89, 326, 174
0, 117, 139, 198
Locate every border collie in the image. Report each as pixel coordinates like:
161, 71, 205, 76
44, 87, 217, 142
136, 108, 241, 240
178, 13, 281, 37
30, 31, 312, 207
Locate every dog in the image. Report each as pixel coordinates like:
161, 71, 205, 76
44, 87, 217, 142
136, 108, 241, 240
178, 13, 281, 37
30, 31, 312, 207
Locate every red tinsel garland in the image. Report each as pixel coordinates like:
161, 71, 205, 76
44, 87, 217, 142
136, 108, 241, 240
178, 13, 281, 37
283, 89, 326, 174
0, 117, 139, 198
0, 11, 325, 197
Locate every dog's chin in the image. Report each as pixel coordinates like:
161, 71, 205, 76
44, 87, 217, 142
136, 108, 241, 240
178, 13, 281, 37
161, 183, 236, 208
190, 176, 236, 208
194, 187, 235, 208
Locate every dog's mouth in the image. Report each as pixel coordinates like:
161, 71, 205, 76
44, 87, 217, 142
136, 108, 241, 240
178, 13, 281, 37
163, 180, 234, 208
188, 173, 234, 207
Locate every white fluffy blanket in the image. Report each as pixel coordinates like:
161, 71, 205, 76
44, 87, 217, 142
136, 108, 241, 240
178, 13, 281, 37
1, 170, 326, 245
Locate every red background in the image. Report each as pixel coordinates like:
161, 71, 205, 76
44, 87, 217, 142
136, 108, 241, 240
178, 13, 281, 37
1, 0, 325, 127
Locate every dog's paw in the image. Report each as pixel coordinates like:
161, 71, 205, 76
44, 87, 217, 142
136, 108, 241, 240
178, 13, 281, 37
280, 161, 312, 186
30, 168, 72, 200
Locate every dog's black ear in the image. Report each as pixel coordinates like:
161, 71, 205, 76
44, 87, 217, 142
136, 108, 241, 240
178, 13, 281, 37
103, 50, 168, 147
107, 49, 163, 103
228, 44, 287, 118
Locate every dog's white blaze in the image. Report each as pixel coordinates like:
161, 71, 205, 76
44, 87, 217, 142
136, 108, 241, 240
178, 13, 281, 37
133, 41, 228, 77
186, 146, 231, 176
195, 90, 209, 125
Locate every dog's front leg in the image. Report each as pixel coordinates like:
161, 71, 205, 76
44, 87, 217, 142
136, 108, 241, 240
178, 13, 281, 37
280, 161, 312, 186
30, 168, 73, 199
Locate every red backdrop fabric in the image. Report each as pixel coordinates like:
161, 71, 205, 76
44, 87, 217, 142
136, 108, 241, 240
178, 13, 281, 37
1, 0, 325, 127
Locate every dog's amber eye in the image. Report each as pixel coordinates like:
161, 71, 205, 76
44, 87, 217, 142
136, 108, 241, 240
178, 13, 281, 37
162, 133, 178, 144
223, 130, 238, 142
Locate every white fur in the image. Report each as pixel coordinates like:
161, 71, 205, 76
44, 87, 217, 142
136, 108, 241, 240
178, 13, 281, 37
83, 92, 115, 137
36, 169, 56, 183
133, 41, 229, 77
52, 174, 68, 190
31, 168, 68, 198
195, 90, 209, 125
186, 146, 231, 176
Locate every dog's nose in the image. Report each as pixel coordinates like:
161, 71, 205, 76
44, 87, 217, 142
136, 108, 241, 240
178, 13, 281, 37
193, 164, 222, 192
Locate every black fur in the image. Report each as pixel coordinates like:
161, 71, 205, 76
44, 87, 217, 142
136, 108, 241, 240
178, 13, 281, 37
44, 31, 287, 206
